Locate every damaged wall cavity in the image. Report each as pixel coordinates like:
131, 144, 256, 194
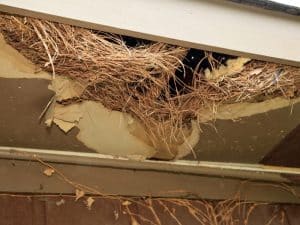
0, 13, 300, 160
47, 76, 200, 159
46, 100, 156, 158
0, 36, 199, 159
0, 36, 157, 158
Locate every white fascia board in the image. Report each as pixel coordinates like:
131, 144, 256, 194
0, 0, 300, 66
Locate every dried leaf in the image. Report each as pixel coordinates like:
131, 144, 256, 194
75, 189, 85, 201
56, 199, 65, 206
114, 210, 119, 220
43, 167, 55, 176
85, 197, 95, 210
122, 200, 132, 206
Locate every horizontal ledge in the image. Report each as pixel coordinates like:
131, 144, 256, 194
1, 146, 300, 203
0, 146, 300, 183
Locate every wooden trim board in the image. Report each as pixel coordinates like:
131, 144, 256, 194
1, 146, 300, 203
1, 146, 300, 183
0, 0, 300, 66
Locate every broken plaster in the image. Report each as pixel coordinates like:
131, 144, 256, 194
0, 34, 298, 159
0, 35, 51, 80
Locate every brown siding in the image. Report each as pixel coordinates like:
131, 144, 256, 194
0, 195, 300, 225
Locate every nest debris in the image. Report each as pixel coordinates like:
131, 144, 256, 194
35, 156, 290, 225
0, 14, 299, 157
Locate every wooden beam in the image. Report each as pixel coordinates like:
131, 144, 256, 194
1, 146, 300, 203
0, 0, 300, 66
2, 146, 300, 183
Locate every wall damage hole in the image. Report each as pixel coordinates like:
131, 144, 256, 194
0, 12, 299, 159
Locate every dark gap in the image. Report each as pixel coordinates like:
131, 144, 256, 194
121, 35, 153, 47
99, 33, 238, 99
169, 49, 236, 96
89, 31, 153, 47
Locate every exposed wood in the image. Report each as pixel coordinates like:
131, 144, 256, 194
1, 158, 300, 203
1, 146, 300, 203
0, 0, 300, 66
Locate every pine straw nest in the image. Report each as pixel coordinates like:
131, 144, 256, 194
1, 14, 300, 156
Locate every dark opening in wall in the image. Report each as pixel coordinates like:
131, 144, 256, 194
90, 31, 239, 100
118, 34, 238, 98
169, 49, 236, 96
121, 35, 153, 47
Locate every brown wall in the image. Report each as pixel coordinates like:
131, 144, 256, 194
0, 195, 300, 225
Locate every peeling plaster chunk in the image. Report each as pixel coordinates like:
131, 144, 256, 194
76, 101, 156, 158
49, 76, 85, 101
46, 100, 156, 158
46, 103, 82, 133
53, 119, 76, 133
199, 97, 300, 122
